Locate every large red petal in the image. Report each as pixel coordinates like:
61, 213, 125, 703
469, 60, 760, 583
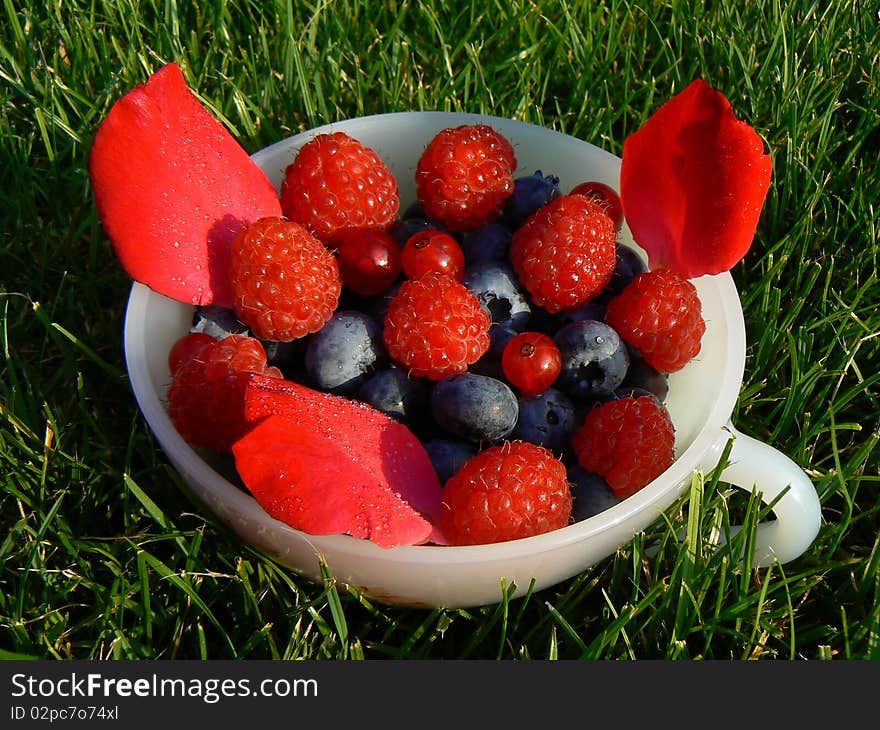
233, 415, 369, 539
243, 375, 445, 540
88, 63, 281, 306
232, 415, 434, 548
620, 79, 772, 278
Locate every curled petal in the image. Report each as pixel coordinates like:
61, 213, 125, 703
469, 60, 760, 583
620, 79, 772, 278
88, 63, 281, 306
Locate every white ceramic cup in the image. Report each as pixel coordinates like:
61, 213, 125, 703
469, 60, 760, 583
123, 111, 822, 609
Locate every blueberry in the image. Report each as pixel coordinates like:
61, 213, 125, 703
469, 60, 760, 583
431, 373, 519, 443
355, 365, 429, 426
511, 388, 578, 454
502, 170, 561, 228
191, 305, 248, 338
461, 261, 531, 333
460, 261, 532, 377
558, 299, 607, 328
363, 281, 402, 325
338, 285, 399, 317
469, 324, 519, 379
620, 356, 669, 402
261, 338, 307, 377
389, 216, 437, 245
401, 201, 428, 219
423, 437, 478, 484
568, 465, 620, 521
460, 222, 513, 266
304, 311, 385, 395
609, 386, 659, 402
553, 319, 630, 402
527, 307, 567, 340
602, 244, 647, 300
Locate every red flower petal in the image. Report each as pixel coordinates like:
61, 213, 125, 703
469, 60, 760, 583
620, 79, 772, 278
232, 415, 434, 548
88, 63, 281, 306
243, 374, 446, 542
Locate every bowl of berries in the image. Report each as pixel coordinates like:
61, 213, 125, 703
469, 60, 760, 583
94, 64, 822, 607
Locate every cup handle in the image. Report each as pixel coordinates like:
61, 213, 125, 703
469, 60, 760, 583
715, 423, 822, 566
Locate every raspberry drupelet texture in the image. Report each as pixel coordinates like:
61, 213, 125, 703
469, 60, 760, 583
509, 194, 617, 313
604, 267, 706, 373
572, 395, 675, 499
416, 124, 517, 232
569, 180, 624, 231
230, 217, 342, 342
168, 332, 216, 375
280, 132, 400, 243
439, 441, 573, 545
168, 334, 282, 453
382, 271, 491, 381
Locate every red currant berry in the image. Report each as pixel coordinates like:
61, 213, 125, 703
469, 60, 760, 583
501, 332, 562, 396
334, 228, 402, 295
168, 332, 215, 375
569, 181, 623, 230
402, 230, 465, 280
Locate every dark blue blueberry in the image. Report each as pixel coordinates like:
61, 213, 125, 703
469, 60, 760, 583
460, 223, 513, 266
363, 280, 402, 325
389, 216, 437, 245
620, 356, 669, 402
601, 244, 647, 300
304, 311, 385, 395
401, 201, 428, 219
422, 437, 478, 484
355, 365, 429, 426
558, 298, 607, 327
191, 305, 248, 338
568, 465, 620, 521
458, 258, 532, 375
461, 261, 531, 333
261, 338, 307, 378
431, 373, 519, 443
527, 306, 567, 340
553, 319, 630, 402
338, 285, 398, 317
511, 388, 578, 454
502, 170, 561, 228
609, 386, 659, 402
468, 324, 518, 379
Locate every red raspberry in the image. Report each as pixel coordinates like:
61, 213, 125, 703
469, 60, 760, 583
604, 267, 705, 373
416, 125, 517, 232
509, 194, 617, 313
383, 271, 491, 380
280, 132, 400, 243
572, 395, 675, 499
230, 217, 342, 342
167, 334, 281, 452
168, 332, 215, 375
439, 441, 573, 545
569, 180, 624, 231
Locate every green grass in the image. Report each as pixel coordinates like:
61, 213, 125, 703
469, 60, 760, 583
1, 0, 878, 660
